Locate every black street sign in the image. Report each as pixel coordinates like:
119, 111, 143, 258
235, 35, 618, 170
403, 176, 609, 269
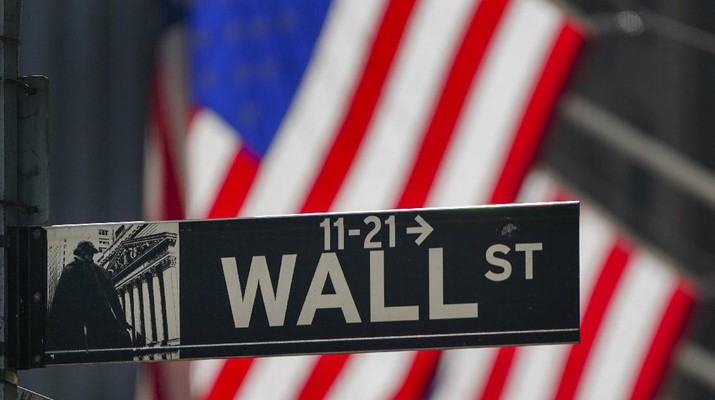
10, 202, 579, 367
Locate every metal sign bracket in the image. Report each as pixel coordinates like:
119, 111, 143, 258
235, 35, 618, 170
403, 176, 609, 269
7, 227, 46, 370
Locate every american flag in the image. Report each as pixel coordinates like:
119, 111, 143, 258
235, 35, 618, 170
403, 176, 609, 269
144, 0, 696, 399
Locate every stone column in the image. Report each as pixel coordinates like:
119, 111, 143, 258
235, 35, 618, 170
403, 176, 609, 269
141, 277, 153, 345
134, 278, 147, 346
145, 271, 158, 344
128, 283, 137, 344
123, 289, 132, 327
162, 263, 180, 343
152, 272, 165, 344
132, 281, 144, 346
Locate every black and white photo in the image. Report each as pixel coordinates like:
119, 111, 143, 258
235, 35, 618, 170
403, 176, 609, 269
46, 222, 180, 362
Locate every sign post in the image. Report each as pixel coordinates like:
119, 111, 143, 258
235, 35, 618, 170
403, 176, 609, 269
2, 0, 21, 396
11, 202, 579, 368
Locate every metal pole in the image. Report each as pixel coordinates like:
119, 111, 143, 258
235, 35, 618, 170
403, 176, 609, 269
1, 0, 21, 397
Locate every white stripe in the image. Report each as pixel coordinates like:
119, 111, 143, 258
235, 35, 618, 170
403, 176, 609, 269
429, 348, 499, 399
578, 207, 617, 314
502, 345, 569, 400
235, 356, 318, 400
515, 170, 560, 203
190, 359, 225, 399
332, 0, 477, 212
427, 0, 561, 207
190, 3, 386, 392
501, 172, 613, 399
185, 110, 241, 219
240, 0, 387, 217
498, 216, 627, 400
503, 172, 617, 400
577, 251, 677, 400
518, 170, 617, 312
325, 352, 414, 400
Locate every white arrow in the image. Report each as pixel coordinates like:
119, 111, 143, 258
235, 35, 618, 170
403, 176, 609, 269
406, 215, 433, 245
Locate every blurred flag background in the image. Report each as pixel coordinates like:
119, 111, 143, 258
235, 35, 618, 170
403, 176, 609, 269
144, 1, 698, 399
17, 0, 715, 399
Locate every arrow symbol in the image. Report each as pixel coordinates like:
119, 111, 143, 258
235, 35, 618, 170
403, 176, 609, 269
406, 215, 433, 245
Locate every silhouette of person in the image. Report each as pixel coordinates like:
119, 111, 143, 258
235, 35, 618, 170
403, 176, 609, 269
46, 241, 133, 352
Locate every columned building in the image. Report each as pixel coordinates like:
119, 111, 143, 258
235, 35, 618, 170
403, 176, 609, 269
98, 223, 180, 361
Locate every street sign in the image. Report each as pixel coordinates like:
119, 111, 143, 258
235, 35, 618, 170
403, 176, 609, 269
11, 202, 579, 367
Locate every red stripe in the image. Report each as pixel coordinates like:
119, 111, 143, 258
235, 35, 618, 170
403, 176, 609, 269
148, 364, 167, 400
296, 354, 351, 400
204, 358, 255, 400
296, 0, 419, 395
391, 2, 512, 392
207, 148, 260, 219
400, 15, 584, 400
397, 0, 510, 209
553, 239, 634, 400
391, 351, 441, 400
300, 0, 418, 213
459, 20, 586, 400
552, 189, 575, 203
150, 68, 185, 220
489, 22, 584, 204
478, 347, 516, 400
629, 281, 697, 400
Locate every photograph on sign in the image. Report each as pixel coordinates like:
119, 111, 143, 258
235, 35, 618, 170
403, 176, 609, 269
45, 222, 181, 363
